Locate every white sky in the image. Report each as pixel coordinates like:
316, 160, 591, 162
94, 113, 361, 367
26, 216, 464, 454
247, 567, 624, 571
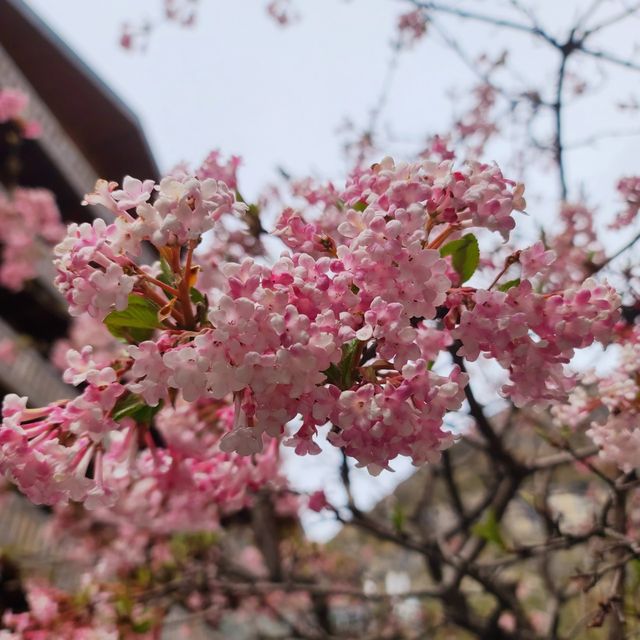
22, 0, 640, 539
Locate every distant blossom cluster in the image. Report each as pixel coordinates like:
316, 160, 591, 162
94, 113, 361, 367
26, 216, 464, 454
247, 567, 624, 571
0, 88, 64, 291
0, 87, 41, 138
610, 176, 640, 229
120, 0, 298, 51
0, 188, 65, 291
397, 8, 429, 46
544, 202, 605, 287
553, 327, 640, 473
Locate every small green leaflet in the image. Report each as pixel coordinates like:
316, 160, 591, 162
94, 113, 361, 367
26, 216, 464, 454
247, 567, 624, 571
158, 255, 176, 290
323, 339, 362, 389
391, 503, 406, 533
104, 295, 162, 343
498, 278, 520, 292
131, 620, 153, 634
471, 508, 507, 550
189, 287, 206, 305
440, 234, 480, 283
112, 393, 162, 424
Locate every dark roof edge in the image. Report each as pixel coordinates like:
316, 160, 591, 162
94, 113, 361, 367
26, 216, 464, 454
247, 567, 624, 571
4, 0, 159, 179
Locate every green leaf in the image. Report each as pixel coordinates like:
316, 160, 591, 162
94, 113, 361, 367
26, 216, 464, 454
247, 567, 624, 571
115, 594, 133, 617
471, 509, 506, 550
323, 363, 342, 387
391, 503, 406, 533
189, 287, 206, 305
104, 295, 162, 344
630, 558, 640, 590
112, 393, 162, 424
158, 256, 175, 288
135, 566, 152, 588
440, 234, 480, 283
322, 339, 362, 389
131, 619, 153, 634
340, 339, 361, 389
498, 278, 521, 292
353, 200, 368, 212
155, 255, 178, 302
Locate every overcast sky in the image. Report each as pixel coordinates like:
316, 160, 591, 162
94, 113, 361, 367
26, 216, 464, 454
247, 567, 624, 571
21, 0, 640, 538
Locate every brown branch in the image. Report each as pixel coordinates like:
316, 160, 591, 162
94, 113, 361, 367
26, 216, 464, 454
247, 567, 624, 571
574, 0, 608, 32
582, 2, 640, 37
449, 345, 526, 475
441, 449, 466, 520
529, 444, 599, 470
578, 45, 640, 72
410, 0, 560, 47
597, 230, 640, 269
607, 478, 630, 640
564, 127, 640, 150
553, 42, 571, 201
442, 476, 500, 540
251, 490, 283, 581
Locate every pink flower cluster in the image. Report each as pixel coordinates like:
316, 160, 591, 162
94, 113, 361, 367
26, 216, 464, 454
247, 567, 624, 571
544, 203, 605, 287
53, 218, 136, 319
120, 0, 197, 52
1, 155, 622, 502
0, 579, 147, 640
164, 0, 197, 26
0, 188, 65, 291
341, 156, 525, 240
0, 338, 17, 365
555, 329, 640, 473
327, 362, 468, 473
518, 241, 556, 280
610, 176, 640, 229
0, 367, 287, 516
0, 87, 41, 138
83, 174, 244, 247
0, 88, 28, 122
452, 279, 620, 406
397, 9, 429, 46
0, 389, 122, 508
126, 256, 349, 453
55, 174, 245, 319
102, 400, 289, 532
198, 149, 242, 190
454, 83, 499, 157
266, 0, 296, 26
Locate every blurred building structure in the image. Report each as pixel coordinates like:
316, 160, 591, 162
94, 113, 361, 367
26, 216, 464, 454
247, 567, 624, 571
0, 0, 158, 404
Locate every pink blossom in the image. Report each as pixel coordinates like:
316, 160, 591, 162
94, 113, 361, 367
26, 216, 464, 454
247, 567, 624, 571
519, 241, 556, 279
610, 176, 640, 229
0, 188, 64, 291
544, 203, 604, 287
308, 490, 330, 512
0, 88, 28, 121
557, 329, 640, 473
452, 279, 620, 406
0, 338, 17, 365
266, 0, 296, 25
197, 150, 242, 190
128, 341, 171, 406
397, 9, 429, 46
54, 218, 136, 319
